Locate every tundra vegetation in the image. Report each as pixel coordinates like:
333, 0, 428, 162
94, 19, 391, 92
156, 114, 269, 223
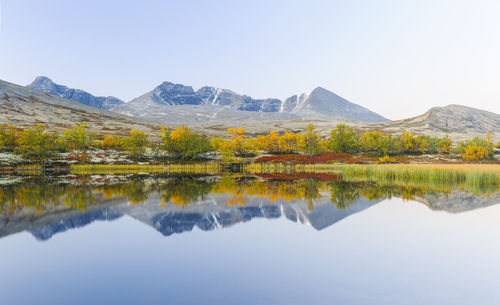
0, 122, 497, 165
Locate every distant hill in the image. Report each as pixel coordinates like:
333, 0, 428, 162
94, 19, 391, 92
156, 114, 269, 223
365, 104, 500, 141
114, 81, 388, 123
0, 79, 158, 136
27, 76, 125, 111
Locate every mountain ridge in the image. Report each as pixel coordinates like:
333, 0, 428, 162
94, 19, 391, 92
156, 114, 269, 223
26, 76, 389, 123
27, 76, 125, 111
114, 80, 389, 123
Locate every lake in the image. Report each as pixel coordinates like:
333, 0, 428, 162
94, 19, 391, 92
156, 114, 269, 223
1, 174, 499, 305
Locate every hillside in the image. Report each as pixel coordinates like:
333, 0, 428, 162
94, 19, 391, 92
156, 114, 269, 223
365, 104, 500, 141
0, 79, 159, 136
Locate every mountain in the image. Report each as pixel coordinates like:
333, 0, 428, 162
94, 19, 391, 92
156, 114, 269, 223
366, 104, 500, 141
121, 81, 285, 113
0, 79, 159, 136
289, 87, 388, 122
115, 81, 388, 123
27, 76, 125, 110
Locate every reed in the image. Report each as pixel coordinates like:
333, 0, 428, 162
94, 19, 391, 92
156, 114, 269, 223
70, 163, 221, 175
244, 163, 500, 187
334, 164, 500, 186
16, 164, 44, 176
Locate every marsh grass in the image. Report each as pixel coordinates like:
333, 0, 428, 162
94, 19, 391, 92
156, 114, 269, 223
334, 164, 500, 183
70, 163, 221, 175
245, 163, 500, 194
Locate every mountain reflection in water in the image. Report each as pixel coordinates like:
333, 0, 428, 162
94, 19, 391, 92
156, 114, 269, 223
1, 174, 499, 241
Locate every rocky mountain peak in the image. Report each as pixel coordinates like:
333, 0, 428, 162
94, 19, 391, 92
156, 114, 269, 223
151, 81, 202, 106
27, 76, 125, 111
29, 76, 64, 94
288, 87, 389, 122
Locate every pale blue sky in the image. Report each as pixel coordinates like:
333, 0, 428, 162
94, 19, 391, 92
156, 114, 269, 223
0, 0, 499, 119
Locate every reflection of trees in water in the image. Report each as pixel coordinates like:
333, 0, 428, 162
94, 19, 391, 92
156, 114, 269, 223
0, 179, 77, 215
161, 177, 213, 208
63, 185, 96, 211
328, 181, 361, 210
0, 175, 491, 214
122, 180, 150, 205
303, 179, 322, 211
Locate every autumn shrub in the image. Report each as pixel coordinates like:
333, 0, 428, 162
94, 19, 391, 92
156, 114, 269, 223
15, 125, 60, 164
96, 135, 125, 150
161, 126, 211, 160
456, 136, 494, 160
437, 136, 453, 154
124, 130, 148, 159
330, 124, 359, 153
64, 123, 95, 161
378, 155, 397, 164
297, 124, 327, 156
461, 145, 490, 161
257, 130, 299, 154
360, 130, 398, 156
0, 123, 21, 151
398, 132, 427, 154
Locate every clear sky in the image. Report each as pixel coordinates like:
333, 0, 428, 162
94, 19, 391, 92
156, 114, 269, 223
0, 0, 499, 120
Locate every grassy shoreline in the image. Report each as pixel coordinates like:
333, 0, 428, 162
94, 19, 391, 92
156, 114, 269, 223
245, 163, 500, 185
3, 163, 499, 192
69, 163, 222, 175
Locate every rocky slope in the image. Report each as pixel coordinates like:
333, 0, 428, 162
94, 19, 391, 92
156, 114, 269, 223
27, 76, 125, 110
0, 79, 159, 136
365, 104, 500, 142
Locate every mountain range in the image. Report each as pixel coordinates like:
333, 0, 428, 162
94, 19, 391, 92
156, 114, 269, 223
27, 77, 389, 123
0, 76, 499, 141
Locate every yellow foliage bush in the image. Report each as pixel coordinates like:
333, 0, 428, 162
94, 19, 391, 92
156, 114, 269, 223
461, 145, 489, 161
437, 137, 453, 154
378, 155, 397, 164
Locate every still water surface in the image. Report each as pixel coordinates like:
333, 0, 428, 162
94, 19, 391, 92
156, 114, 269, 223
0, 174, 499, 305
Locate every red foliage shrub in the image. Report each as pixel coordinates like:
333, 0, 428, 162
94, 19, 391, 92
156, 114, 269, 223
254, 153, 353, 164
256, 173, 341, 181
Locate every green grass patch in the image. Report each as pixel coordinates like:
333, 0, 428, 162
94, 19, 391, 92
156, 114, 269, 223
70, 163, 221, 175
